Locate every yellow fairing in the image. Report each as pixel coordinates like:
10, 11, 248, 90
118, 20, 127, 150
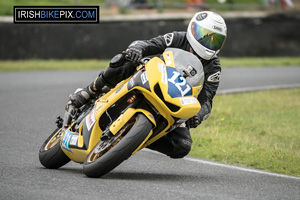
192, 85, 203, 97
144, 55, 201, 119
61, 77, 157, 163
110, 108, 156, 135
61, 111, 105, 162
61, 81, 129, 163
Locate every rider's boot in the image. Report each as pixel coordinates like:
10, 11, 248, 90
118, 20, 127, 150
67, 71, 107, 109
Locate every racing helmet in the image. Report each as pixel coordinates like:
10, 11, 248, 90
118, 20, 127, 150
186, 11, 227, 60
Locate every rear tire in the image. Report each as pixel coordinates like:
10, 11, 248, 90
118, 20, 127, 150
83, 114, 152, 178
39, 128, 71, 169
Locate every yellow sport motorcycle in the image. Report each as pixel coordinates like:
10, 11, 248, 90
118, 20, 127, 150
39, 48, 204, 178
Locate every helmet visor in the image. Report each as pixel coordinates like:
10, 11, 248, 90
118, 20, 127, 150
191, 22, 226, 51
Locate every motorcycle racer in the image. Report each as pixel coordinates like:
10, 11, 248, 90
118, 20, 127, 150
67, 11, 227, 159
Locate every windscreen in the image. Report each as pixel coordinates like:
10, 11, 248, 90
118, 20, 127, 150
165, 48, 204, 87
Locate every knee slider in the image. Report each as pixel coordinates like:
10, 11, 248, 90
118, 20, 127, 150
169, 138, 192, 159
168, 127, 192, 158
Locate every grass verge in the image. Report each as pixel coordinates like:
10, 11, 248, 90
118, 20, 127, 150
190, 88, 300, 177
220, 57, 300, 67
0, 59, 110, 71
0, 57, 300, 71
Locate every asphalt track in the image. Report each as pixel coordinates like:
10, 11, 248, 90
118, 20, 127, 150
1, 66, 300, 200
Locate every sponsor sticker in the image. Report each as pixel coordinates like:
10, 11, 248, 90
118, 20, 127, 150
86, 108, 96, 131
165, 53, 172, 66
70, 135, 79, 146
158, 63, 167, 84
141, 71, 148, 84
180, 98, 198, 105
165, 53, 171, 60
95, 104, 102, 115
166, 60, 172, 66
212, 25, 223, 32
148, 114, 156, 123
129, 79, 134, 88
62, 130, 73, 152
196, 12, 207, 21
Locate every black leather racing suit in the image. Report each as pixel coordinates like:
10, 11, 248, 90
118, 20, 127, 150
97, 31, 222, 158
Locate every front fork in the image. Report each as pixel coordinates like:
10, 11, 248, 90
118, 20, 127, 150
62, 105, 76, 131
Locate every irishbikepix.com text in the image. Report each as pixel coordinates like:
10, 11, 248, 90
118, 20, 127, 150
14, 6, 99, 23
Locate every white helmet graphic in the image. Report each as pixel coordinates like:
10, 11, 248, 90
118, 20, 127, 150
186, 11, 227, 60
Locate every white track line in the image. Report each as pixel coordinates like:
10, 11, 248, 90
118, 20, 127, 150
217, 83, 300, 94
142, 149, 300, 180
184, 156, 300, 180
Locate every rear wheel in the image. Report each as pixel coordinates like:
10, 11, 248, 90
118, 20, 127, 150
39, 128, 71, 169
83, 114, 152, 178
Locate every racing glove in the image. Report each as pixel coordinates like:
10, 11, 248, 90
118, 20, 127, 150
186, 113, 201, 129
186, 105, 211, 128
125, 47, 143, 64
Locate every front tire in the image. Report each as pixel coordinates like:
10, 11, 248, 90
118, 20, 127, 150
83, 114, 152, 178
39, 128, 71, 169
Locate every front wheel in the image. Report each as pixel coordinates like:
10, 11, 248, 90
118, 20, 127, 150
83, 114, 152, 178
39, 128, 71, 169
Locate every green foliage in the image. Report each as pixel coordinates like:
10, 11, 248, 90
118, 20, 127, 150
190, 89, 300, 177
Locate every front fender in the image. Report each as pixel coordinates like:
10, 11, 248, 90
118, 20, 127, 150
109, 108, 156, 135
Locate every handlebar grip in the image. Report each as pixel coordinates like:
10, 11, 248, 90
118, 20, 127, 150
122, 51, 145, 66
63, 105, 75, 129
122, 51, 131, 61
